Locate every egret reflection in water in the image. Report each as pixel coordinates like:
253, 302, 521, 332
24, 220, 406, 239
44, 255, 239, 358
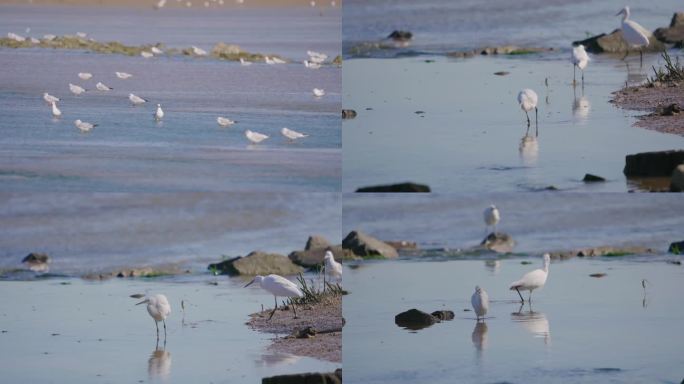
148, 345, 172, 381
572, 87, 591, 121
519, 134, 539, 166
511, 303, 550, 345
471, 321, 488, 355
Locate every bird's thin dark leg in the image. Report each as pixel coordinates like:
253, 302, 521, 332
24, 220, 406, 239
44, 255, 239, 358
622, 49, 629, 61
573, 65, 576, 86
525, 111, 530, 127
163, 319, 167, 339
268, 297, 278, 320
581, 69, 584, 87
639, 49, 643, 67
528, 291, 533, 303
155, 320, 159, 340
293, 303, 298, 319
515, 288, 524, 303
535, 107, 539, 137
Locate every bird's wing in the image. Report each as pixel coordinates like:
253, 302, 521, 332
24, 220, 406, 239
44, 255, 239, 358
625, 20, 652, 38
266, 275, 303, 297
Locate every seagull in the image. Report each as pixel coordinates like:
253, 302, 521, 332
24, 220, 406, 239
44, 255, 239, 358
571, 44, 590, 86
517, 88, 538, 134
239, 58, 252, 66
78, 72, 93, 80
509, 254, 551, 303
74, 119, 96, 132
151, 46, 164, 55
116, 71, 133, 79
141, 51, 154, 58
323, 250, 342, 283
129, 93, 148, 105
245, 129, 269, 144
483, 204, 500, 236
217, 116, 236, 126
304, 60, 321, 69
471, 286, 489, 321
69, 83, 86, 95
191, 46, 207, 56
51, 101, 61, 118
244, 274, 304, 320
312, 88, 325, 97
136, 294, 171, 340
154, 104, 164, 120
281, 127, 309, 141
43, 92, 60, 104
96, 82, 113, 91
616, 6, 650, 65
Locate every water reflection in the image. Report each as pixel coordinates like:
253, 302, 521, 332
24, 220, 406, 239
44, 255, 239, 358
572, 87, 591, 121
519, 134, 539, 166
511, 303, 550, 344
255, 352, 302, 367
148, 344, 172, 381
484, 260, 501, 275
471, 321, 488, 352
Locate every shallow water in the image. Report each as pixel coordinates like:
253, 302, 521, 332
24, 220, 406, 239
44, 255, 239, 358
343, 257, 684, 384
0, 276, 340, 383
0, 5, 341, 192
342, 53, 684, 192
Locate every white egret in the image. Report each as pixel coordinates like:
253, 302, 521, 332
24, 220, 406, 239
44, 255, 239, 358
571, 44, 589, 85
129, 93, 148, 105
217, 116, 236, 126
312, 88, 325, 97
517, 88, 538, 134
43, 92, 60, 104
51, 102, 61, 118
78, 72, 93, 80
141, 51, 154, 58
281, 127, 308, 141
616, 6, 650, 65
483, 204, 500, 235
240, 58, 252, 66
323, 250, 342, 283
244, 274, 304, 320
116, 71, 133, 79
191, 46, 207, 56
471, 286, 489, 321
136, 294, 171, 339
74, 119, 96, 132
95, 82, 112, 91
155, 104, 164, 121
69, 83, 86, 95
245, 129, 269, 144
509, 253, 551, 303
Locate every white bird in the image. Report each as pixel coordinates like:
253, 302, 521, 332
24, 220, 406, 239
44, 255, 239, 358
141, 51, 154, 58
29, 37, 40, 44
43, 92, 60, 104
616, 6, 650, 65
78, 72, 93, 80
517, 88, 538, 133
312, 88, 325, 97
281, 127, 308, 141
271, 57, 286, 64
483, 204, 500, 236
471, 286, 489, 321
264, 56, 276, 65
571, 44, 590, 85
69, 83, 86, 95
304, 60, 321, 69
151, 46, 164, 55
191, 46, 207, 56
307, 50, 328, 63
136, 294, 171, 339
129, 93, 148, 105
51, 101, 61, 118
7, 32, 25, 42
323, 250, 342, 283
244, 274, 304, 320
239, 58, 252, 66
116, 71, 133, 79
509, 253, 551, 303
245, 129, 269, 144
96, 82, 112, 91
217, 116, 236, 126
74, 119, 96, 132
155, 104, 164, 120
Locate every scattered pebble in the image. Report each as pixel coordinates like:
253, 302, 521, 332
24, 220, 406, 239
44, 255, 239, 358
494, 71, 510, 76
589, 273, 607, 278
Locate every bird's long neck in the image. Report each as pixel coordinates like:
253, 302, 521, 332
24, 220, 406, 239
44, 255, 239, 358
622, 9, 630, 22
543, 260, 549, 273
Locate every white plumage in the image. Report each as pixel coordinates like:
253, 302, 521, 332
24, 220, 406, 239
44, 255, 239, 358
136, 294, 171, 339
191, 46, 207, 56
307, 50, 328, 64
51, 102, 61, 118
96, 82, 112, 91
312, 88, 325, 97
281, 127, 308, 141
616, 6, 650, 65
483, 204, 500, 235
509, 253, 551, 303
324, 250, 342, 282
129, 93, 148, 105
155, 104, 164, 120
151, 46, 164, 55
571, 44, 590, 85
43, 92, 60, 104
244, 274, 304, 319
471, 286, 489, 321
239, 58, 252, 66
69, 83, 86, 95
74, 119, 96, 132
116, 71, 133, 79
517, 88, 538, 130
141, 51, 154, 58
217, 116, 236, 126
78, 72, 93, 80
245, 129, 269, 144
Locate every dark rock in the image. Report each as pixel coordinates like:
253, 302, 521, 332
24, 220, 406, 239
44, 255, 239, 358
22, 252, 49, 264
431, 310, 455, 321
668, 241, 684, 254
479, 45, 551, 55
395, 309, 437, 330
583, 173, 606, 182
306, 235, 331, 251
356, 182, 430, 193
342, 230, 398, 259
589, 273, 607, 278
671, 164, 684, 192
494, 71, 510, 76
262, 369, 342, 384
573, 29, 665, 53
480, 232, 516, 253
624, 150, 684, 177
208, 251, 303, 276
342, 109, 357, 119
576, 246, 655, 257
384, 240, 418, 251
387, 30, 413, 42
667, 260, 682, 265
446, 50, 477, 59
655, 103, 681, 116
654, 13, 684, 44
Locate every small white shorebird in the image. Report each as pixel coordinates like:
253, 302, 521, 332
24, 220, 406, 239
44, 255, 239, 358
323, 250, 342, 283
43, 92, 60, 104
239, 58, 252, 66
217, 116, 236, 126
616, 6, 650, 66
141, 51, 154, 58
74, 119, 96, 132
136, 294, 171, 340
78, 72, 92, 80
151, 46, 164, 55
51, 101, 61, 118
244, 274, 304, 320
281, 127, 308, 141
191, 46, 207, 56
471, 286, 489, 321
69, 83, 86, 95
510, 253, 551, 303
307, 50, 328, 64
571, 44, 590, 86
483, 204, 500, 236
517, 88, 538, 134
129, 93, 148, 105
96, 82, 112, 91
312, 88, 325, 97
245, 129, 269, 144
116, 71, 133, 79
154, 104, 164, 121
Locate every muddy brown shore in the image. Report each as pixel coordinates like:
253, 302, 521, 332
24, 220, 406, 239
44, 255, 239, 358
612, 80, 684, 137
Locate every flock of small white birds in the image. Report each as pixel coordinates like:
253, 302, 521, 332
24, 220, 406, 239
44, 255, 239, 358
41, 48, 330, 144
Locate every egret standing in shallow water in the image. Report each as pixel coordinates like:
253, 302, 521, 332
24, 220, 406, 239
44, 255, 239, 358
517, 89, 538, 135
244, 274, 304, 320
471, 286, 489, 321
509, 253, 551, 303
323, 250, 342, 283
483, 205, 500, 236
571, 44, 590, 86
616, 6, 650, 66
137, 294, 171, 340
154, 104, 164, 121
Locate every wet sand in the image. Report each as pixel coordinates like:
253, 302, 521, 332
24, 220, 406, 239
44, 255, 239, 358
612, 80, 684, 137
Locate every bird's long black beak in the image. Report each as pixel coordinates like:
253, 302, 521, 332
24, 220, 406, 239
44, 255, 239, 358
244, 279, 255, 288
135, 299, 149, 306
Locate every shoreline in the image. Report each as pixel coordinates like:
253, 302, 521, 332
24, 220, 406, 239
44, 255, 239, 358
611, 80, 684, 137
0, 0, 338, 8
